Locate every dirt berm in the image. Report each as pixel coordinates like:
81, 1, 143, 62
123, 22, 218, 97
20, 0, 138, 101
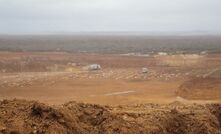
177, 70, 221, 100
0, 99, 220, 134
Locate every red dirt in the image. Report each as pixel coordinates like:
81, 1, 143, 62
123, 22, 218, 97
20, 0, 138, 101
0, 99, 221, 134
0, 52, 221, 105
0, 52, 221, 133
178, 78, 221, 100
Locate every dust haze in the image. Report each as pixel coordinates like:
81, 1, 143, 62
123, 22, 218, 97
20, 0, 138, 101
0, 0, 221, 133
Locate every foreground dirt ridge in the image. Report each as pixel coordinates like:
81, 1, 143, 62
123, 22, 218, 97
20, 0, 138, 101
0, 99, 220, 134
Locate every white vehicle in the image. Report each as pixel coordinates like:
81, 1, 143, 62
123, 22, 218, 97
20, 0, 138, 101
142, 67, 148, 73
88, 64, 101, 71
158, 52, 168, 56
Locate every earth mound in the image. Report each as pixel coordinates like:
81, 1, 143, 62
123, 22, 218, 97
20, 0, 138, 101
177, 70, 221, 100
0, 99, 220, 134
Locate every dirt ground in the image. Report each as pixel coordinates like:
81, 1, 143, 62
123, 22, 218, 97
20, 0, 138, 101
0, 52, 221, 133
178, 70, 221, 100
0, 99, 221, 134
0, 52, 221, 105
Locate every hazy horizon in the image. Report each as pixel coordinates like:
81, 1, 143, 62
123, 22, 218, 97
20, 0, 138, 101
1, 31, 221, 36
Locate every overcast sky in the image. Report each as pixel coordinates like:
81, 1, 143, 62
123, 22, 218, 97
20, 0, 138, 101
0, 0, 221, 34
